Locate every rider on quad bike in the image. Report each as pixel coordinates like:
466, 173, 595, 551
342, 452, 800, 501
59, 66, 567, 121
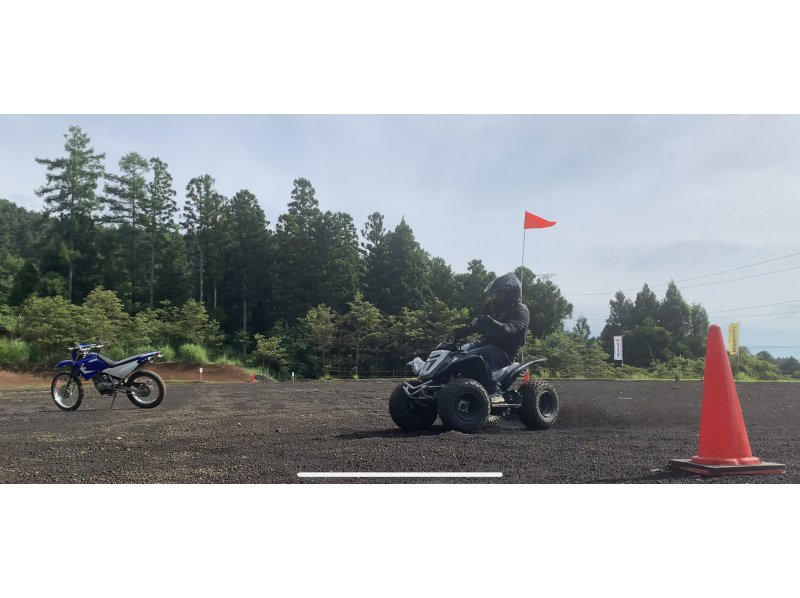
389, 271, 560, 434
455, 272, 530, 403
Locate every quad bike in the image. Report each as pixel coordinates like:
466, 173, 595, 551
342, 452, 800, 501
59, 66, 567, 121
389, 340, 560, 433
51, 342, 166, 411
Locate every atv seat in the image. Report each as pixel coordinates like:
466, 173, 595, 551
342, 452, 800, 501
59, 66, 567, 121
492, 358, 547, 390
492, 363, 520, 384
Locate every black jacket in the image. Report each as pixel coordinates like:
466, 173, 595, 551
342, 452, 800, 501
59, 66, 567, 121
457, 300, 530, 361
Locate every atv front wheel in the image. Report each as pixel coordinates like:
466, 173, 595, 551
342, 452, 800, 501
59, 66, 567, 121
438, 378, 490, 434
517, 380, 559, 430
389, 381, 438, 431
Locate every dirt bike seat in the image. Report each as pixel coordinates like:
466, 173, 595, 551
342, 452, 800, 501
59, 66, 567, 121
97, 354, 142, 368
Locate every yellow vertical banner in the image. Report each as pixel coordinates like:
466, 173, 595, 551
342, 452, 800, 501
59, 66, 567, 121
727, 322, 740, 355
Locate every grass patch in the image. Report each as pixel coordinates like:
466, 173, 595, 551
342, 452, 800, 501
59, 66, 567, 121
0, 338, 31, 367
177, 343, 209, 364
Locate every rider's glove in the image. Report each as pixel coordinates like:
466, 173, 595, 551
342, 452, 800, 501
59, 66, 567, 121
454, 325, 472, 340
476, 314, 493, 328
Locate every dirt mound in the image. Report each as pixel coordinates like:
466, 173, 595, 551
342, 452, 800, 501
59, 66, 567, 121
149, 362, 257, 383
0, 369, 51, 388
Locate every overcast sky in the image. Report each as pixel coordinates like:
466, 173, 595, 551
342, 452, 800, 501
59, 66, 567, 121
1, 114, 799, 357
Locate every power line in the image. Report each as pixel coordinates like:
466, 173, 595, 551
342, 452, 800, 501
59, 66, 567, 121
707, 196, 800, 239
701, 310, 800, 319
659, 178, 800, 243
678, 265, 800, 290
672, 251, 800, 284
574, 300, 800, 323
589, 178, 800, 267
570, 263, 800, 296
748, 345, 800, 348
709, 299, 800, 314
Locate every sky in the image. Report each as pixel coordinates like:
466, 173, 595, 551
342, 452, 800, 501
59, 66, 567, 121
1, 114, 799, 357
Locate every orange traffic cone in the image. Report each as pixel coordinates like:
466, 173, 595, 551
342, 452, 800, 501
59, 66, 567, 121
522, 369, 530, 384
251, 372, 256, 383
669, 325, 785, 475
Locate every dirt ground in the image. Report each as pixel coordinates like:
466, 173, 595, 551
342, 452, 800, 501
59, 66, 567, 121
0, 379, 797, 483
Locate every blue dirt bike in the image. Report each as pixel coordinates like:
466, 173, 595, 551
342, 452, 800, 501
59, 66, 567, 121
51, 342, 166, 411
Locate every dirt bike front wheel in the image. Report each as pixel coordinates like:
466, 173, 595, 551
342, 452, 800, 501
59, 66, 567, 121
51, 372, 84, 411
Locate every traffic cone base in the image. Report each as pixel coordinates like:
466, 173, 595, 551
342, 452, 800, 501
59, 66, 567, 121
690, 454, 760, 466
669, 458, 786, 476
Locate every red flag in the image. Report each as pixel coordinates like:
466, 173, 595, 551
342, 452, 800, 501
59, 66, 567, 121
524, 211, 556, 229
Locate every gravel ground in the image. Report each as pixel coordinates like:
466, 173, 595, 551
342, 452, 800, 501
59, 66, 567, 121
0, 379, 797, 483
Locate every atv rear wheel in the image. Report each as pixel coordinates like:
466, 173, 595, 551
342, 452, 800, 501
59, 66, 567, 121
389, 381, 438, 431
517, 380, 559, 429
438, 378, 490, 434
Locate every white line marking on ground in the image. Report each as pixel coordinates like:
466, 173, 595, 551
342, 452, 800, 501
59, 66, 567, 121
297, 472, 502, 478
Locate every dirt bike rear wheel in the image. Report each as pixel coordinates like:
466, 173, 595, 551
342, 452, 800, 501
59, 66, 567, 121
126, 370, 166, 409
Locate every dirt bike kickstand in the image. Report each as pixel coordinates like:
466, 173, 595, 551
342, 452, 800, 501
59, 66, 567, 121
110, 390, 117, 410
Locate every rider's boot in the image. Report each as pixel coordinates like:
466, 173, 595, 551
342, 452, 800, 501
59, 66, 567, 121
489, 384, 504, 404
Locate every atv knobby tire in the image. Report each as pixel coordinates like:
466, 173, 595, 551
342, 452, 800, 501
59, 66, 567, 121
437, 378, 490, 434
389, 381, 438, 431
517, 380, 559, 430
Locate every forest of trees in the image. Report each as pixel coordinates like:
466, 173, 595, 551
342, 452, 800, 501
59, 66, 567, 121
0, 126, 795, 381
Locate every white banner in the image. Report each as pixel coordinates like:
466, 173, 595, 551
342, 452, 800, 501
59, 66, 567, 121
613, 336, 623, 361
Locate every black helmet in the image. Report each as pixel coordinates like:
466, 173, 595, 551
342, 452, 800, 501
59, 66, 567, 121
484, 272, 522, 301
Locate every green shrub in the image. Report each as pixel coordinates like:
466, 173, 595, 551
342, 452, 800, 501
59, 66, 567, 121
0, 337, 30, 367
129, 345, 174, 362
158, 345, 175, 362
17, 295, 82, 360
649, 355, 705, 380
212, 351, 243, 366
177, 343, 208, 364
105, 344, 129, 360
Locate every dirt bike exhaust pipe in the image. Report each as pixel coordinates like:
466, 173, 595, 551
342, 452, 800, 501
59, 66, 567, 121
119, 385, 151, 396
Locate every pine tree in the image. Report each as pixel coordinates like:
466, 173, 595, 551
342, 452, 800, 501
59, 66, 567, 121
429, 257, 459, 305
143, 157, 178, 308
364, 218, 432, 315
632, 283, 660, 326
274, 178, 325, 321
317, 210, 363, 312
600, 290, 634, 357
455, 259, 496, 317
343, 291, 383, 375
516, 266, 574, 339
360, 211, 386, 256
572, 315, 591, 339
226, 189, 272, 356
182, 175, 228, 307
35, 126, 106, 301
658, 280, 691, 356
102, 151, 150, 309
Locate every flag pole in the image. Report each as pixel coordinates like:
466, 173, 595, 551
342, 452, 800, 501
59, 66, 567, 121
520, 223, 527, 364
520, 225, 527, 294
